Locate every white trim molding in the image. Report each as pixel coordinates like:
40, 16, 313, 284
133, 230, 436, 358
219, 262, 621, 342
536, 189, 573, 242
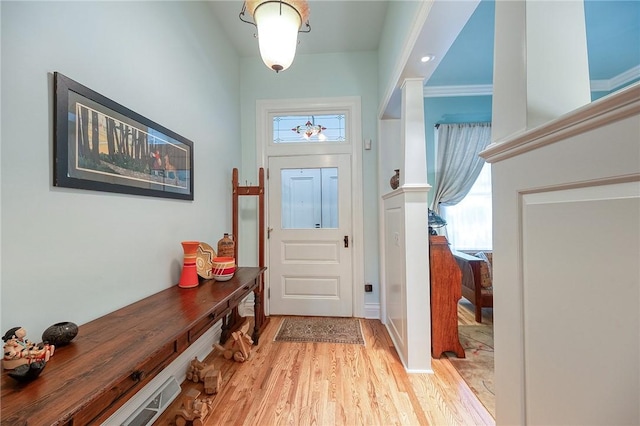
423, 84, 493, 98
363, 302, 381, 320
591, 65, 640, 92
481, 82, 640, 163
423, 65, 640, 98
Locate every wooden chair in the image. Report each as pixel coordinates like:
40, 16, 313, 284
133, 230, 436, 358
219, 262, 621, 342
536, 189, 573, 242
452, 251, 493, 323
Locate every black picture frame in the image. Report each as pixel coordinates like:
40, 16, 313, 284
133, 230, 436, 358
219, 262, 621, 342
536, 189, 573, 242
53, 72, 194, 200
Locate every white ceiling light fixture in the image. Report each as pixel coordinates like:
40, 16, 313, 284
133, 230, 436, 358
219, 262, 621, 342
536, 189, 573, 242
421, 55, 435, 63
239, 0, 311, 73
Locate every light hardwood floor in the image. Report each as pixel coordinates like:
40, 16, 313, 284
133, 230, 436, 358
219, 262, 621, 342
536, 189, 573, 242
156, 303, 494, 426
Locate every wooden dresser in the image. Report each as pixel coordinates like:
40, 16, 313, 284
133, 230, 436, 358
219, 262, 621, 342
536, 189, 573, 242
429, 235, 465, 359
0, 267, 266, 425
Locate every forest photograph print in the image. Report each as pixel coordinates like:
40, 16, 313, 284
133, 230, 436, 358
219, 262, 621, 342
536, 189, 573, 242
53, 72, 194, 200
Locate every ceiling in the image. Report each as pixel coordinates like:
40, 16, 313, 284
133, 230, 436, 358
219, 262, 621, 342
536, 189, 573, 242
208, 0, 389, 57
208, 0, 640, 93
426, 0, 640, 88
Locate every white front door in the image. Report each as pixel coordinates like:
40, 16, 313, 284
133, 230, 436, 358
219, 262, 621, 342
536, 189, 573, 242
268, 154, 352, 317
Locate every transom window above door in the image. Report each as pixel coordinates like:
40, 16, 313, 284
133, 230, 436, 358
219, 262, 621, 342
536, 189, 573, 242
273, 114, 346, 143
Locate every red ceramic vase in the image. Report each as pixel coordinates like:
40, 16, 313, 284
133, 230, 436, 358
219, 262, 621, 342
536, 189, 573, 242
178, 241, 200, 288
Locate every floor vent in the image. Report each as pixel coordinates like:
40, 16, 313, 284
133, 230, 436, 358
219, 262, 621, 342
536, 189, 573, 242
122, 377, 181, 426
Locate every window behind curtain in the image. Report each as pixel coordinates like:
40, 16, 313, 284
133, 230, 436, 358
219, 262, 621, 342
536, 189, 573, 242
441, 162, 492, 251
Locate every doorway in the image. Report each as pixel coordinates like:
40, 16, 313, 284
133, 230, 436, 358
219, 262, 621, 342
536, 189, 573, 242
256, 97, 365, 318
268, 154, 353, 316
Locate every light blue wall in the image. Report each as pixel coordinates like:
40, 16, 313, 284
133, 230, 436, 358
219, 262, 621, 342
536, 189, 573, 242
1, 1, 241, 335
424, 96, 493, 205
377, 0, 422, 113
239, 51, 381, 303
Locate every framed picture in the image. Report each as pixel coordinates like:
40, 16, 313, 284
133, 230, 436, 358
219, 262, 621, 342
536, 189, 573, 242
54, 72, 194, 200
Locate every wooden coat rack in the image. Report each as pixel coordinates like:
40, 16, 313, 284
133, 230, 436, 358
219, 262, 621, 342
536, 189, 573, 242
232, 167, 268, 334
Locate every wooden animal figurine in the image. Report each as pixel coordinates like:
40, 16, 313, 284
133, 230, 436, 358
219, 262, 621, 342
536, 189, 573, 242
186, 356, 222, 395
2, 327, 55, 370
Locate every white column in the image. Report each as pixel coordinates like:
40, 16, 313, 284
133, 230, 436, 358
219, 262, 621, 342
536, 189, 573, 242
492, 0, 591, 142
401, 78, 431, 371
400, 78, 428, 186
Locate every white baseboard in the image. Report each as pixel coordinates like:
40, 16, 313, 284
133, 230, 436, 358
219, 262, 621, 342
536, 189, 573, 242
102, 322, 222, 425
363, 302, 380, 319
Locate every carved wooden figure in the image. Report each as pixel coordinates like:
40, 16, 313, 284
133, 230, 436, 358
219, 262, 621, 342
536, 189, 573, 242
186, 357, 222, 395
174, 388, 212, 426
213, 321, 253, 363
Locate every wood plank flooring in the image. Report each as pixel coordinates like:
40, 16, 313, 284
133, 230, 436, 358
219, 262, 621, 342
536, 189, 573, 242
156, 303, 494, 426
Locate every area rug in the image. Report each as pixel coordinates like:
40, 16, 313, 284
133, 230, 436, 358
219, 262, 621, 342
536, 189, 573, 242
274, 316, 365, 345
448, 324, 495, 417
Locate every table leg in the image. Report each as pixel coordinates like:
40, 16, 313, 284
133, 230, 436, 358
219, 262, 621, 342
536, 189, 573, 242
252, 275, 262, 344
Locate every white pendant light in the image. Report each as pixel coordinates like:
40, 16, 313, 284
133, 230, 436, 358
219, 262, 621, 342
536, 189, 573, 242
240, 0, 311, 73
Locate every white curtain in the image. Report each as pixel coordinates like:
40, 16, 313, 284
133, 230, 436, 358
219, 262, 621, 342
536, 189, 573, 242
431, 122, 492, 212
441, 163, 493, 250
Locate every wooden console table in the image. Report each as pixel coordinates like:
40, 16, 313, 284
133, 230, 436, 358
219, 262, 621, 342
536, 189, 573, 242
0, 267, 266, 425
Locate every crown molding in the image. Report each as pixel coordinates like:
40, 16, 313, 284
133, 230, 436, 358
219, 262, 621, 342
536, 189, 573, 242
424, 65, 640, 98
423, 84, 493, 97
590, 65, 640, 92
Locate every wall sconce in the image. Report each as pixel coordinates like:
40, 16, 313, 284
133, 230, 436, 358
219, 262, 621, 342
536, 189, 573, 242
239, 0, 311, 73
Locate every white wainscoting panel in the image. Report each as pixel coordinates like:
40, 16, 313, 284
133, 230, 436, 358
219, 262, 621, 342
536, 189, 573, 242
382, 188, 431, 372
485, 84, 640, 425
521, 183, 639, 425
384, 204, 406, 353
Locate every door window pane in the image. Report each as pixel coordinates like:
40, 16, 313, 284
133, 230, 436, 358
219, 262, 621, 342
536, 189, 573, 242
281, 167, 338, 229
273, 114, 346, 143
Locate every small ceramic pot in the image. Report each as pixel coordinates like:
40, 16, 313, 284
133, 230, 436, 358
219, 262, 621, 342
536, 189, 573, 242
390, 169, 400, 190
211, 257, 236, 281
7, 361, 47, 382
42, 321, 78, 346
